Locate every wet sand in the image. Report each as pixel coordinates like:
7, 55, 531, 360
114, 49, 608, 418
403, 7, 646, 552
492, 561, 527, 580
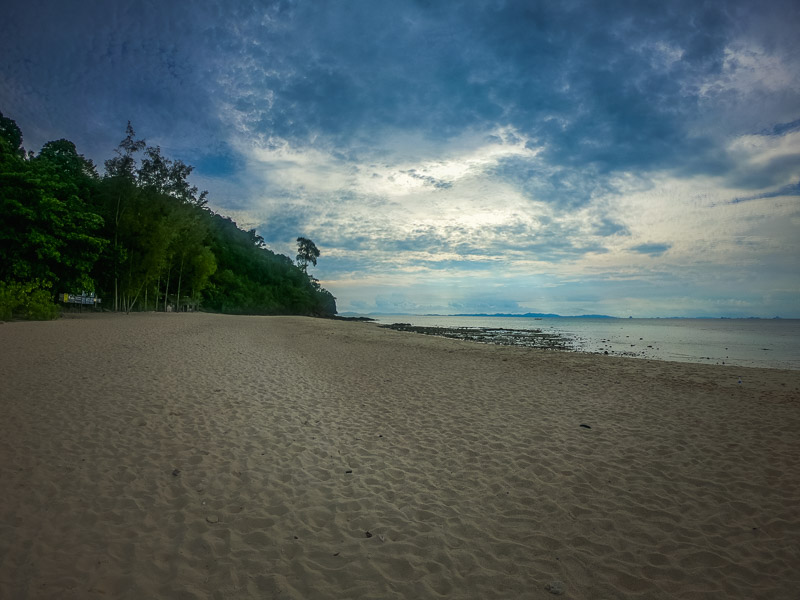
1, 312, 799, 599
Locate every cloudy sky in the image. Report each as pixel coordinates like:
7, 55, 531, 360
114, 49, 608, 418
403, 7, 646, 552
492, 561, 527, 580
2, 0, 799, 317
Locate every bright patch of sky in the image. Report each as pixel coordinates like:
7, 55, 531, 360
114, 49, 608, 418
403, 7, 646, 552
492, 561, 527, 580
1, 0, 798, 316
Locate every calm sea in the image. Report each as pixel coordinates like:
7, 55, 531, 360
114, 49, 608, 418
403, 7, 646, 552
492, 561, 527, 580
367, 315, 800, 371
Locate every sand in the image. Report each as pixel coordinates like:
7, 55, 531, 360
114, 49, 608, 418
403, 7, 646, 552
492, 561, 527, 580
1, 312, 799, 599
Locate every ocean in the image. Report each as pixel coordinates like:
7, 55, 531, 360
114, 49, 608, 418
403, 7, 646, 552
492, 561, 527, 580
366, 315, 800, 371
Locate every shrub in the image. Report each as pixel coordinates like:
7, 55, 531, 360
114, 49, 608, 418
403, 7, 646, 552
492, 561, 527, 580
0, 280, 60, 320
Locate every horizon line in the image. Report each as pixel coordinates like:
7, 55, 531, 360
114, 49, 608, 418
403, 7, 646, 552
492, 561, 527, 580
338, 312, 795, 320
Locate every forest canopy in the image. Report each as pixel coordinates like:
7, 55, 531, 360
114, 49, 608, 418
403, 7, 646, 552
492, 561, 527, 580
0, 111, 337, 319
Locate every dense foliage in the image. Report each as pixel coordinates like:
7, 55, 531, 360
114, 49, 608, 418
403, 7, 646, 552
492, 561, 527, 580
0, 111, 336, 319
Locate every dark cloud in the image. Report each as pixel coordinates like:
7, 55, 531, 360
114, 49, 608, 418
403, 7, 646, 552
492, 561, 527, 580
594, 218, 630, 237
631, 243, 672, 257
0, 1, 230, 161
398, 170, 453, 189
728, 181, 800, 205
3, 0, 797, 190
222, 0, 744, 177
761, 119, 800, 137
728, 154, 800, 191
489, 155, 615, 207
724, 124, 800, 191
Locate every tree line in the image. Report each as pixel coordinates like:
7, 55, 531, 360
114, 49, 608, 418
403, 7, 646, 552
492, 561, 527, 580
0, 111, 336, 319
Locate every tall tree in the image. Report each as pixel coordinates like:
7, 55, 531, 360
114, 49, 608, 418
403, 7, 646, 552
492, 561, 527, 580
138, 145, 208, 207
296, 237, 320, 273
0, 111, 24, 156
137, 145, 211, 311
101, 122, 146, 310
104, 121, 145, 179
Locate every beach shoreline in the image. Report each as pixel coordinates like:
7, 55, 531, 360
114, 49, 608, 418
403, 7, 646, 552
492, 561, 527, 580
370, 315, 800, 371
2, 313, 799, 599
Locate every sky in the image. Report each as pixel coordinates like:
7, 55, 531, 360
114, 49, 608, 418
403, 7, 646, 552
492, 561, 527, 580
2, 0, 799, 317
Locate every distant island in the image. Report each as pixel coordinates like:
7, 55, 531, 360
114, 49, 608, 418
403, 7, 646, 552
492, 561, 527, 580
447, 312, 618, 319
339, 312, 790, 320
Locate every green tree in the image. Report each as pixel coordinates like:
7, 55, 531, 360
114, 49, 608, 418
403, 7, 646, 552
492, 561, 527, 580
1, 118, 105, 296
0, 111, 24, 156
296, 237, 320, 273
138, 145, 208, 207
104, 121, 145, 179
31, 141, 105, 292
186, 245, 217, 309
101, 122, 146, 310
137, 145, 212, 311
37, 139, 99, 184
200, 217, 335, 316
167, 203, 208, 311
2, 111, 337, 318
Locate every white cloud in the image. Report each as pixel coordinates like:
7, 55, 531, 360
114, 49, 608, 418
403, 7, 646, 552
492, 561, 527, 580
701, 45, 800, 98
726, 129, 800, 171
5, 0, 799, 317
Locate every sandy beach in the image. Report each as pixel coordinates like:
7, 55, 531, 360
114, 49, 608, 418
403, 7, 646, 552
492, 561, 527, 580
1, 312, 798, 599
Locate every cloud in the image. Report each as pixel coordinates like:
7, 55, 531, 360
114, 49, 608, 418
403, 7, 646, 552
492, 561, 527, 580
762, 119, 800, 137
723, 128, 800, 190
5, 1, 797, 194
0, 2, 233, 159
399, 170, 453, 190
2, 0, 799, 316
630, 243, 672, 257
729, 181, 800, 204
594, 218, 630, 237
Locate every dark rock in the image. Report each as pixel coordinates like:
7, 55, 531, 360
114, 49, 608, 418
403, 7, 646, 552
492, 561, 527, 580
545, 580, 565, 595
377, 323, 573, 350
579, 424, 591, 429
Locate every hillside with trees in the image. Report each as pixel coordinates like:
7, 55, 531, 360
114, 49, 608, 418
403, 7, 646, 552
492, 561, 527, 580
0, 111, 336, 319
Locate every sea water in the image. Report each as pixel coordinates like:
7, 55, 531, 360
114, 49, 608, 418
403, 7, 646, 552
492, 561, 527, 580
367, 315, 800, 371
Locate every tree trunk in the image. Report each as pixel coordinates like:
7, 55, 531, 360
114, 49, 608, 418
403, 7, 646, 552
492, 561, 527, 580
176, 254, 184, 313
164, 259, 172, 312
114, 193, 122, 312
121, 281, 143, 314
125, 251, 134, 313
